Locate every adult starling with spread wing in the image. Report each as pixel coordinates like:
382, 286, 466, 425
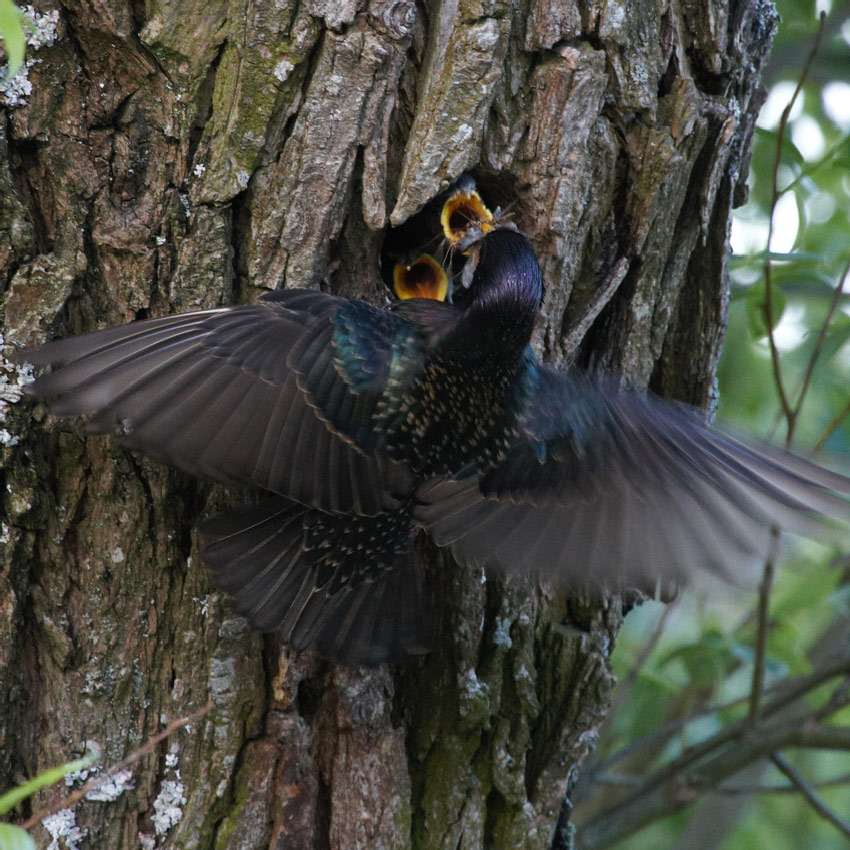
12, 185, 850, 665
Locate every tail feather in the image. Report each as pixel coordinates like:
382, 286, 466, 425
200, 499, 434, 665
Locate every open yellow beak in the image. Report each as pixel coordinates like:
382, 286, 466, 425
393, 254, 449, 301
440, 188, 495, 245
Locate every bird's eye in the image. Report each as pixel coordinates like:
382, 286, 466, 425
441, 190, 494, 245
393, 254, 449, 301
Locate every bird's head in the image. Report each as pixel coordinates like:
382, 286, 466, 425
440, 176, 495, 246
464, 229, 542, 331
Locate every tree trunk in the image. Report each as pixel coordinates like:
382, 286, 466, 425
0, 1, 775, 848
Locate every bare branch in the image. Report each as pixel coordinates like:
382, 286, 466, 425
815, 677, 850, 722
578, 722, 850, 848
770, 753, 850, 840
793, 255, 850, 417
597, 770, 850, 797
749, 530, 780, 725
594, 652, 850, 774
761, 11, 827, 426
745, 12, 828, 740
814, 397, 850, 453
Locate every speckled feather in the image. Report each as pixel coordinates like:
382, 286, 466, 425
15, 229, 544, 663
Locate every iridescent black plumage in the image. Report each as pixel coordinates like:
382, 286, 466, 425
13, 228, 542, 663
12, 189, 850, 665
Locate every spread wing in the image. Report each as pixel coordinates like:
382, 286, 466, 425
416, 364, 850, 588
15, 291, 415, 516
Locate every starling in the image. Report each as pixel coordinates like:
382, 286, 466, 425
11, 184, 850, 665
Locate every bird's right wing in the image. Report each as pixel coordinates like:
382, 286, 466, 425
14, 291, 415, 516
416, 364, 850, 589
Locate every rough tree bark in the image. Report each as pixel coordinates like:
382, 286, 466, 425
0, 0, 775, 848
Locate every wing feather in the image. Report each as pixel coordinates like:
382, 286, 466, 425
15, 292, 414, 516
416, 364, 850, 589
200, 498, 434, 664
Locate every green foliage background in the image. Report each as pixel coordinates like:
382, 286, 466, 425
0, 0, 25, 76
586, 1, 850, 847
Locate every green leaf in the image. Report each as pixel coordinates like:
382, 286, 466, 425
771, 561, 842, 621
661, 633, 736, 688
0, 752, 97, 816
0, 824, 36, 850
755, 128, 805, 168
0, 0, 25, 78
745, 282, 786, 339
814, 315, 850, 366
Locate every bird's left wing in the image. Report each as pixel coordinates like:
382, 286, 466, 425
415, 363, 850, 589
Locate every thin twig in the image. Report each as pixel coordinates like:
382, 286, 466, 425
814, 397, 850, 453
579, 722, 850, 849
814, 677, 850, 722
635, 657, 850, 794
776, 133, 850, 199
771, 752, 850, 840
793, 255, 850, 417
22, 701, 213, 831
761, 11, 827, 425
749, 529, 780, 726
748, 12, 827, 734
596, 770, 850, 797
595, 652, 850, 775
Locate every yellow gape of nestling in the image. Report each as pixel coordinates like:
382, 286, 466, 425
393, 254, 449, 301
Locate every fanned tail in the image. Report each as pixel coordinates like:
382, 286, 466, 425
199, 498, 434, 665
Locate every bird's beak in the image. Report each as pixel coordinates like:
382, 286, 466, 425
440, 188, 495, 246
393, 254, 449, 301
